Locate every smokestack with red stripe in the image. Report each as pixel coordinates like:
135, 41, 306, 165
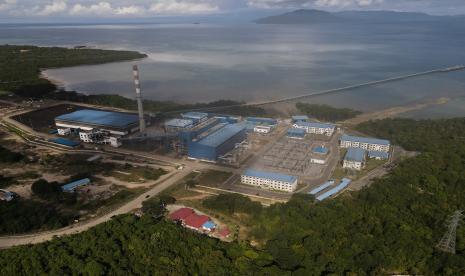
133, 65, 146, 133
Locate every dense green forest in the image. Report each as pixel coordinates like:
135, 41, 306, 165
296, 102, 362, 121
0, 200, 75, 235
0, 145, 23, 163
0, 45, 146, 97
1, 119, 464, 274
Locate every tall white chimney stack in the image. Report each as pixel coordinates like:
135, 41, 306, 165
133, 65, 146, 133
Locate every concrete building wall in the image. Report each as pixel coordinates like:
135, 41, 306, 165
241, 175, 297, 192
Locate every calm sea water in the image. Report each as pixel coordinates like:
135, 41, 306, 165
1, 22, 465, 118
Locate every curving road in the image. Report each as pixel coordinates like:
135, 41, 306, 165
0, 169, 191, 249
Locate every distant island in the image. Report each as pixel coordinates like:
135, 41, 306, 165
254, 9, 462, 24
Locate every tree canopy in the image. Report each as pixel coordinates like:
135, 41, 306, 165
1, 117, 465, 274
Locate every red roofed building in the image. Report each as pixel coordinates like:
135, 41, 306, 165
169, 208, 194, 221
183, 214, 210, 230
218, 228, 231, 238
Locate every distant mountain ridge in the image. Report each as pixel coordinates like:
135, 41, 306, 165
255, 9, 463, 24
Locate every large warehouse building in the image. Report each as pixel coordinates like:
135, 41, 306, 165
187, 123, 247, 162
55, 109, 144, 136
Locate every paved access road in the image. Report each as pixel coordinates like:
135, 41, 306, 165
0, 169, 192, 249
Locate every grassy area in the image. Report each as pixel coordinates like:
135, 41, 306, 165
196, 170, 232, 188
79, 188, 146, 215
110, 165, 167, 183
161, 171, 202, 200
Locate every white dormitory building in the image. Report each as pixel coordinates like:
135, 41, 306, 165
340, 135, 390, 153
292, 121, 336, 136
343, 148, 367, 170
241, 169, 298, 192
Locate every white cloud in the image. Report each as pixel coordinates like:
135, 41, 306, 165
37, 0, 67, 16
149, 0, 219, 14
115, 5, 145, 15
0, 0, 16, 12
69, 2, 113, 16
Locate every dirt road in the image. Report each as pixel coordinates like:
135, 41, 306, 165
0, 169, 191, 249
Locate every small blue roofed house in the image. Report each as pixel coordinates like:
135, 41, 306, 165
246, 117, 277, 126
202, 221, 216, 232
368, 151, 389, 160
287, 128, 306, 139
182, 112, 208, 123
50, 138, 80, 148
188, 123, 247, 162
343, 148, 366, 170
312, 145, 329, 155
61, 178, 91, 193
292, 115, 309, 123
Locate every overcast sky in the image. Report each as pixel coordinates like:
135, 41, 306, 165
0, 0, 464, 21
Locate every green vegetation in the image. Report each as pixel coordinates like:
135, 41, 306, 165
0, 215, 280, 275
296, 102, 362, 121
0, 175, 15, 189
111, 164, 167, 183
1, 117, 465, 273
0, 145, 23, 163
142, 195, 176, 218
0, 200, 75, 235
0, 45, 146, 97
196, 170, 232, 188
203, 193, 262, 216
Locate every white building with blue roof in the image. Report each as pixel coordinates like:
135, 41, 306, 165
241, 169, 298, 192
343, 148, 367, 170
340, 134, 390, 153
292, 121, 336, 136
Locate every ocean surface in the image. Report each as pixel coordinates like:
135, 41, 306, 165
1, 22, 465, 118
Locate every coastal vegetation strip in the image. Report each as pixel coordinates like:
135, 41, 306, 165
296, 102, 362, 121
0, 45, 146, 97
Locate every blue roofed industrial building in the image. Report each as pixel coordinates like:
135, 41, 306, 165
188, 123, 247, 161
287, 128, 306, 139
55, 109, 144, 136
368, 151, 389, 160
182, 112, 209, 123
312, 145, 329, 155
61, 178, 91, 192
165, 118, 193, 132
